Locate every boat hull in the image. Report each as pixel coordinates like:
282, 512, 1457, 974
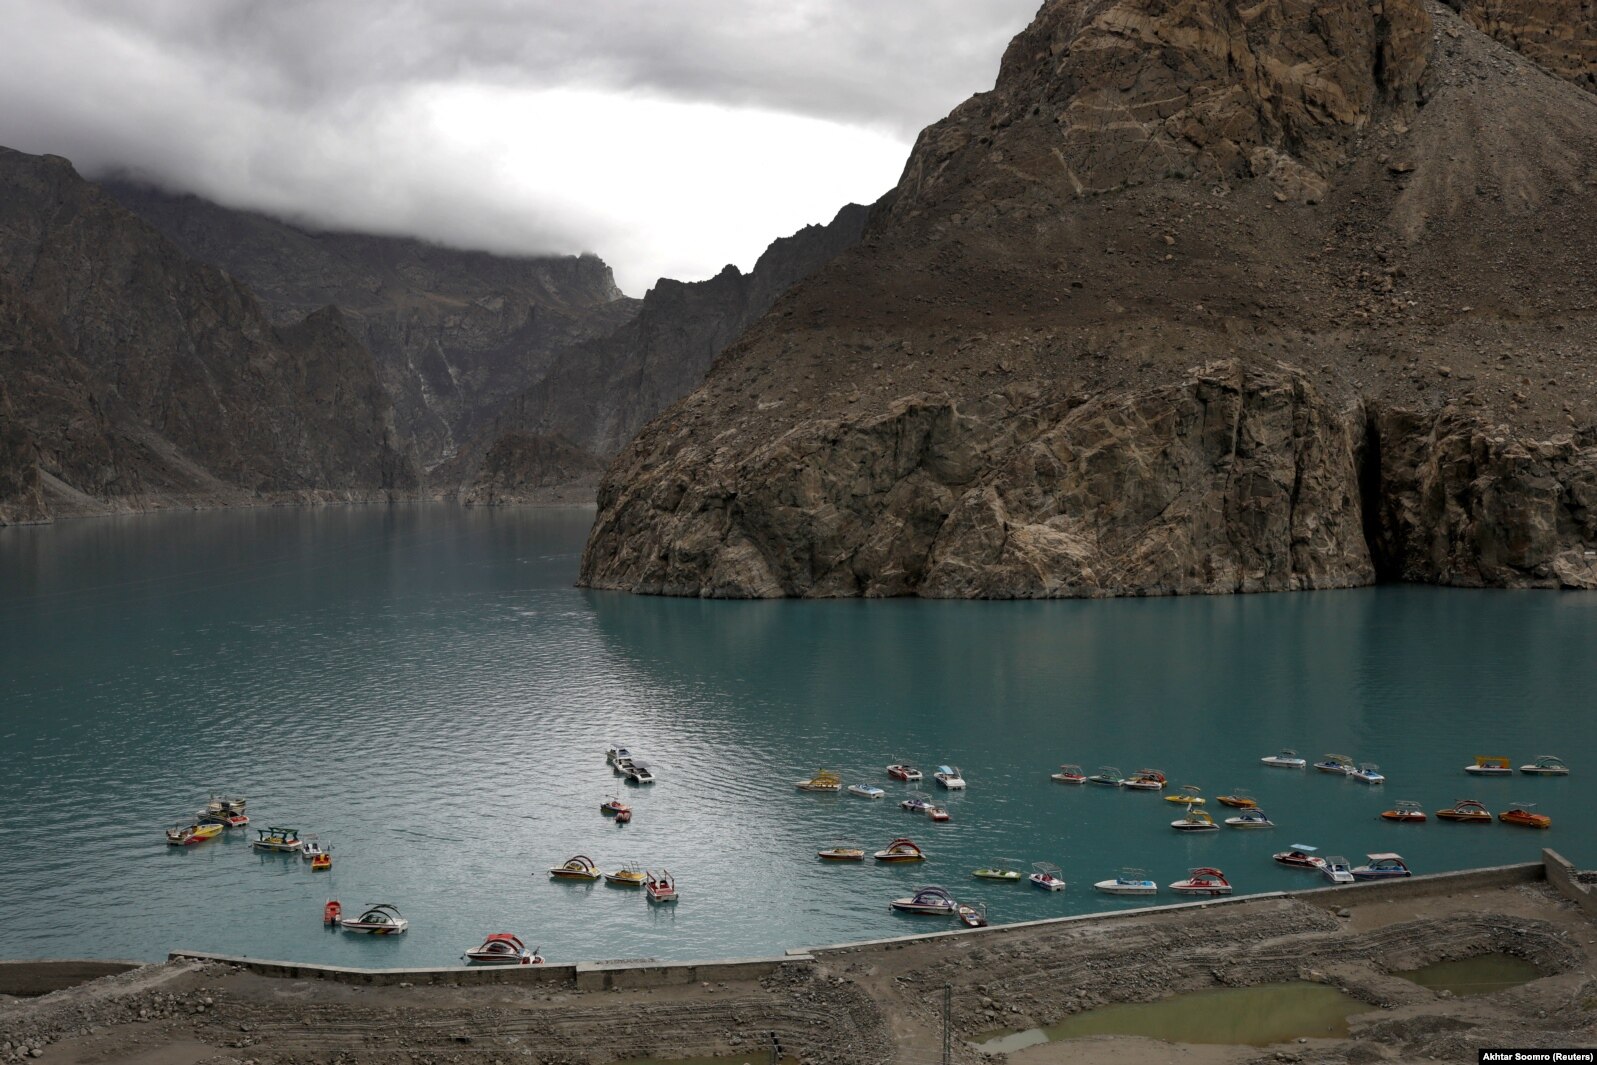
1093, 881, 1156, 896
1169, 883, 1232, 895
341, 921, 408, 934
890, 902, 958, 915
817, 850, 865, 862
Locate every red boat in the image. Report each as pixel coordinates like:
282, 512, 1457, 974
1169, 867, 1233, 896
646, 869, 678, 903
1381, 801, 1428, 823
886, 764, 923, 782
1498, 803, 1551, 829
1273, 846, 1327, 870
463, 933, 542, 965
323, 900, 342, 924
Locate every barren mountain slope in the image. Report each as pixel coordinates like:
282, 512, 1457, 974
581, 0, 1597, 598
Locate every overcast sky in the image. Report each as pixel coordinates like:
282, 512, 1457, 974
0, 1, 1040, 294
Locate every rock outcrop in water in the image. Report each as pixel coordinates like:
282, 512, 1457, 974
0, 147, 416, 523
581, 0, 1597, 597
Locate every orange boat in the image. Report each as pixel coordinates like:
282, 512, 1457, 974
1498, 803, 1551, 829
323, 900, 342, 924
1216, 791, 1257, 809
1380, 800, 1428, 823
311, 851, 332, 871
1436, 799, 1493, 823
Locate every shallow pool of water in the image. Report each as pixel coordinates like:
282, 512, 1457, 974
973, 982, 1374, 1050
1397, 953, 1543, 996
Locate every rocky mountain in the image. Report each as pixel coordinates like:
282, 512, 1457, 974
0, 147, 415, 524
442, 203, 872, 504
1448, 0, 1597, 94
580, 0, 1597, 598
102, 182, 639, 470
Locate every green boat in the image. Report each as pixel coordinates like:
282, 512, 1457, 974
972, 857, 1025, 882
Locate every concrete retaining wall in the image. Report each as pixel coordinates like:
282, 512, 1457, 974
0, 960, 143, 997
167, 950, 578, 987
574, 955, 811, 991
1544, 849, 1597, 920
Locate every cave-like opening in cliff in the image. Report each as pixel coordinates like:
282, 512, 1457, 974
1359, 410, 1401, 582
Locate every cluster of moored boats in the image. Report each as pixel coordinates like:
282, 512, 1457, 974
164, 796, 337, 869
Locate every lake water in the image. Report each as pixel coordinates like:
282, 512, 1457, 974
0, 505, 1590, 967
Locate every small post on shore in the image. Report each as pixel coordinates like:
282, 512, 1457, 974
769, 1029, 780, 1065
942, 983, 952, 1065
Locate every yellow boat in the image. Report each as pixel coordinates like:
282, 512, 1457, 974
603, 864, 648, 885
165, 822, 223, 846
549, 854, 601, 880
1163, 785, 1205, 805
795, 769, 842, 793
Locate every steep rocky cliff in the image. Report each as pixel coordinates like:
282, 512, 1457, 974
0, 147, 416, 523
101, 182, 638, 471
443, 203, 871, 502
1447, 0, 1597, 94
581, 0, 1597, 597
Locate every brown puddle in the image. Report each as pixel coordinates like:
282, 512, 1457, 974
1396, 954, 1544, 997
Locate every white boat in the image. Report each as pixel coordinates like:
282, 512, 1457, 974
1170, 808, 1219, 832
1122, 769, 1167, 791
300, 838, 325, 861
1168, 867, 1233, 895
1093, 869, 1157, 896
848, 784, 886, 799
1349, 763, 1386, 785
1087, 765, 1125, 786
605, 745, 633, 767
645, 869, 678, 903
886, 763, 923, 782
626, 760, 656, 784
1050, 764, 1086, 784
251, 826, 303, 853
463, 933, 542, 965
196, 795, 250, 827
1224, 807, 1275, 828
1520, 755, 1569, 776
1464, 756, 1512, 776
340, 902, 409, 934
934, 765, 966, 789
1028, 862, 1066, 891
1313, 754, 1354, 775
1351, 853, 1412, 880
1260, 748, 1306, 769
1321, 855, 1356, 884
889, 885, 960, 915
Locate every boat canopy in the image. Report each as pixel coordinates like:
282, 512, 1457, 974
1365, 853, 1403, 862
911, 886, 954, 902
1288, 843, 1318, 852
564, 855, 595, 867
1189, 867, 1226, 877
483, 933, 525, 948
937, 765, 954, 775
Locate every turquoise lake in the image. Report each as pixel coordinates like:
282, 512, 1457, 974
0, 505, 1590, 967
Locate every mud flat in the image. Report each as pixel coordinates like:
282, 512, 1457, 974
2, 856, 1594, 1065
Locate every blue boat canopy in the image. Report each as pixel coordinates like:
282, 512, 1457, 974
937, 765, 954, 775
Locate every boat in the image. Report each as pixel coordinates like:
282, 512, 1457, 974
1313, 754, 1354, 775
340, 902, 408, 934
464, 932, 542, 965
1216, 790, 1257, 808
874, 837, 926, 863
251, 826, 303, 853
549, 854, 602, 880
1123, 769, 1167, 791
1170, 807, 1219, 832
645, 869, 678, 903
605, 745, 633, 767
1028, 862, 1066, 891
322, 899, 342, 924
165, 822, 222, 846
847, 784, 886, 800
1163, 785, 1204, 805
1168, 867, 1233, 896
625, 761, 656, 784
1498, 802, 1552, 829
1050, 764, 1087, 784
795, 769, 842, 793
1093, 869, 1157, 896
1273, 844, 1327, 870
614, 809, 632, 824
600, 796, 631, 816
1351, 853, 1412, 880
1381, 800, 1428, 823
817, 842, 866, 862
886, 763, 923, 782
1436, 799, 1493, 823
604, 864, 648, 886
1321, 855, 1356, 884
300, 839, 325, 861
1087, 765, 1125, 786
900, 796, 934, 814
1520, 755, 1570, 776
890, 885, 960, 915
311, 851, 332, 871
1349, 763, 1386, 785
1465, 756, 1513, 776
1224, 807, 1275, 828
1260, 748, 1306, 769
926, 804, 951, 822
972, 858, 1025, 882
197, 795, 249, 828
957, 902, 989, 928
933, 765, 966, 789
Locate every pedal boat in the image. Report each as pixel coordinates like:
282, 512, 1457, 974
1260, 748, 1307, 769
848, 784, 886, 800
1094, 869, 1157, 896
166, 822, 222, 846
1520, 755, 1569, 776
1465, 756, 1513, 776
604, 863, 648, 885
1498, 802, 1551, 829
1321, 856, 1356, 884
1087, 765, 1125, 787
1216, 790, 1257, 808
1351, 853, 1411, 880
1436, 799, 1493, 823
251, 826, 303, 852
817, 842, 866, 862
972, 858, 1025, 882
624, 760, 656, 784
933, 765, 966, 789
1123, 769, 1167, 791
957, 902, 989, 928
1050, 763, 1087, 784
311, 851, 332, 871
464, 932, 541, 965
645, 869, 678, 903
1164, 785, 1204, 804
549, 854, 602, 880
900, 796, 934, 814
197, 795, 250, 828
1313, 754, 1355, 775
1171, 807, 1219, 832
886, 763, 923, 782
1029, 862, 1067, 891
1381, 800, 1428, 822
926, 804, 951, 822
340, 902, 408, 934
874, 837, 926, 863
1349, 763, 1386, 785
890, 885, 960, 915
796, 769, 842, 793
600, 796, 631, 816
1224, 807, 1275, 828
1169, 867, 1232, 896
1274, 844, 1326, 870
322, 899, 342, 924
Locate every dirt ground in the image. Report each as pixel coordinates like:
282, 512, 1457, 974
4, 876, 1594, 1065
